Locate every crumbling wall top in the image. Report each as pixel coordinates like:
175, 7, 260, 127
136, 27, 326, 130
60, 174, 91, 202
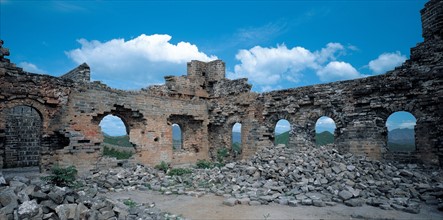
421, 0, 443, 41
187, 60, 225, 82
60, 63, 91, 83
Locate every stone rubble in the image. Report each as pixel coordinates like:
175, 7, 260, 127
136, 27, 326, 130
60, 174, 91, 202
0, 172, 180, 220
1, 144, 443, 219
83, 144, 443, 215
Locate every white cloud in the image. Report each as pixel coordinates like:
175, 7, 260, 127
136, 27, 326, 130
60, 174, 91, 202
317, 61, 362, 82
228, 42, 367, 89
232, 123, 242, 132
315, 42, 344, 64
18, 62, 46, 74
229, 44, 318, 85
316, 116, 336, 133
368, 51, 407, 74
388, 120, 416, 130
275, 119, 290, 134
99, 115, 127, 136
399, 121, 416, 129
316, 116, 336, 127
66, 34, 217, 89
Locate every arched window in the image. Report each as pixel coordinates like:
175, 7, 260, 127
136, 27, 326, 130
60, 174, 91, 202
274, 119, 290, 146
386, 111, 416, 152
172, 124, 183, 150
232, 123, 242, 156
99, 115, 133, 159
315, 116, 336, 146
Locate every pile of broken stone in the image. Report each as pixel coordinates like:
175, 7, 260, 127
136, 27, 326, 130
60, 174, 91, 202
0, 173, 179, 220
86, 144, 443, 214
1, 144, 443, 219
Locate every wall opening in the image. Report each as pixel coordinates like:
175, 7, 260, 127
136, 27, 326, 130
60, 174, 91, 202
232, 122, 242, 156
274, 119, 290, 146
386, 111, 416, 152
99, 115, 133, 159
315, 116, 336, 146
172, 124, 183, 150
5, 105, 42, 168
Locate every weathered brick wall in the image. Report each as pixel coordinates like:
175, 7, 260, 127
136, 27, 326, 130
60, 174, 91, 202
4, 106, 42, 168
0, 0, 442, 173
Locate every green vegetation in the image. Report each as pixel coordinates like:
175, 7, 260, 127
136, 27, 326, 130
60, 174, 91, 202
103, 133, 133, 148
274, 131, 289, 145
232, 142, 241, 155
123, 198, 137, 208
315, 131, 334, 146
217, 147, 229, 163
195, 159, 223, 169
103, 146, 133, 159
168, 168, 193, 176
155, 161, 170, 172
41, 165, 78, 187
196, 159, 213, 169
274, 131, 335, 147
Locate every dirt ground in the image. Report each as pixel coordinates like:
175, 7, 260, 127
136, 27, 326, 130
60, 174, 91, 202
106, 190, 443, 220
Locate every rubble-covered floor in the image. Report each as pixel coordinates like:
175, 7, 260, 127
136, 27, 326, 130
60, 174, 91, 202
1, 144, 443, 219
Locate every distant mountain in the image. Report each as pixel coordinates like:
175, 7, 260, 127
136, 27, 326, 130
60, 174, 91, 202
387, 128, 415, 151
315, 131, 334, 146
274, 131, 334, 146
232, 132, 241, 144
388, 128, 414, 144
275, 131, 289, 145
102, 133, 133, 147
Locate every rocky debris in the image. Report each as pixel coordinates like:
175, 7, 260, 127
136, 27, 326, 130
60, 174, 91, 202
0, 172, 183, 220
1, 144, 442, 219
82, 144, 443, 214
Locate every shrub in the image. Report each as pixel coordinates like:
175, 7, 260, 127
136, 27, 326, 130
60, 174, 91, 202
196, 159, 213, 169
41, 165, 78, 187
123, 198, 137, 208
217, 147, 229, 163
232, 142, 242, 156
155, 161, 169, 172
168, 168, 192, 176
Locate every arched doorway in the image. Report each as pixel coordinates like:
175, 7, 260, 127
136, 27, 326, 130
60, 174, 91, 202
5, 105, 42, 168
315, 116, 336, 146
386, 111, 416, 152
274, 119, 290, 146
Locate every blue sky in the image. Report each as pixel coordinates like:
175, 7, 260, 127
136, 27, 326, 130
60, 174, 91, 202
1, 0, 422, 135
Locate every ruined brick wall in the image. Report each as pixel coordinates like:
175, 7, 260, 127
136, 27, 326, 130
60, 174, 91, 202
0, 0, 442, 172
